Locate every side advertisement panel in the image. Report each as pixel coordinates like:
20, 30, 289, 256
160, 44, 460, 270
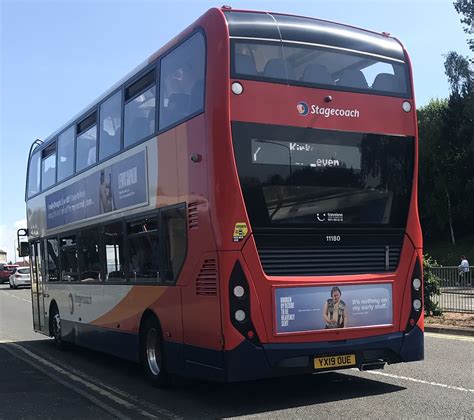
46, 151, 147, 229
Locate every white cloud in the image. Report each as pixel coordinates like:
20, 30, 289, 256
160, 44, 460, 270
0, 219, 28, 263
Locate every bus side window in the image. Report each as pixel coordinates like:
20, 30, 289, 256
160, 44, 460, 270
103, 222, 126, 282
162, 205, 187, 283
159, 32, 205, 130
127, 217, 160, 283
78, 228, 101, 282
60, 235, 79, 282
45, 238, 60, 282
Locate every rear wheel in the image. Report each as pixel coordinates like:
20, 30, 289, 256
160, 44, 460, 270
140, 317, 170, 387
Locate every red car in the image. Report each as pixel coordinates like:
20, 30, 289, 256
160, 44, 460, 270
0, 264, 19, 284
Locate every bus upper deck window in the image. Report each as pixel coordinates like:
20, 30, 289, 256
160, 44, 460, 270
41, 143, 56, 191
76, 113, 97, 172
57, 126, 75, 181
159, 32, 205, 130
99, 91, 122, 160
124, 70, 156, 148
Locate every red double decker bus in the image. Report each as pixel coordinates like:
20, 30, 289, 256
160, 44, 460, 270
24, 7, 422, 386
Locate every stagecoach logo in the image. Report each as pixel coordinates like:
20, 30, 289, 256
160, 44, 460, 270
296, 101, 309, 116
296, 101, 361, 119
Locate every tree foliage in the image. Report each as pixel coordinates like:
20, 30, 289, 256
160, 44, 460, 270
454, 0, 474, 54
418, 53, 473, 243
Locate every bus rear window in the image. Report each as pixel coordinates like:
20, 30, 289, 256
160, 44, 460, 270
232, 41, 410, 97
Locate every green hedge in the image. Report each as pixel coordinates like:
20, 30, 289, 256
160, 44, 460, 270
423, 254, 442, 316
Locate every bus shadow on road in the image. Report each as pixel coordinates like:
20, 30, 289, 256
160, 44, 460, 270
67, 343, 406, 416
172, 371, 406, 416
8, 340, 406, 417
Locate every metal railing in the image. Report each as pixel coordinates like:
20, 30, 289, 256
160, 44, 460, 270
427, 266, 473, 313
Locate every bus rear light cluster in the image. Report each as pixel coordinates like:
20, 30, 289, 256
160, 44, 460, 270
405, 259, 423, 332
229, 262, 261, 346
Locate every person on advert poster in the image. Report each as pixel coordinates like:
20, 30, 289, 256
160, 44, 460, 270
323, 286, 348, 329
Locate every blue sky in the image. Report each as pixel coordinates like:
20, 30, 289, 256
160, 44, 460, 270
0, 0, 471, 261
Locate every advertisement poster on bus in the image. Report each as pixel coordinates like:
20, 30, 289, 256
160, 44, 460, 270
46, 151, 147, 229
275, 283, 393, 334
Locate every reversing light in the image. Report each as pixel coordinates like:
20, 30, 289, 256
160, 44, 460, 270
233, 285, 245, 298
235, 310, 246, 322
412, 278, 421, 290
402, 101, 412, 112
413, 299, 422, 311
231, 82, 243, 95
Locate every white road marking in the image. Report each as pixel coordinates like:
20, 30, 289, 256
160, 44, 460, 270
425, 332, 474, 342
2, 342, 181, 419
365, 371, 474, 393
39, 349, 184, 419
0, 290, 31, 303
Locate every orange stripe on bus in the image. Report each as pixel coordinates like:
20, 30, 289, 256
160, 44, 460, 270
91, 287, 166, 326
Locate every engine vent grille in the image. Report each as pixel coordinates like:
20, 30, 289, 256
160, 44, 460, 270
254, 232, 403, 276
258, 245, 401, 276
196, 259, 218, 296
188, 202, 199, 230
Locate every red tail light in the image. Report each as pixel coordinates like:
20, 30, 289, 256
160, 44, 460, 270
15, 274, 21, 278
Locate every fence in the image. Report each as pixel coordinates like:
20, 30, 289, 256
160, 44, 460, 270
427, 266, 473, 313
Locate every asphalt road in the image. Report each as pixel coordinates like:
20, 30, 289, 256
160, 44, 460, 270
0, 284, 473, 419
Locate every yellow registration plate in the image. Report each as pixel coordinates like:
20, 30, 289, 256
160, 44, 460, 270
314, 354, 356, 370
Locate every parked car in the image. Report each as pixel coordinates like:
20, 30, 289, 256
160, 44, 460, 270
9, 267, 31, 289
0, 264, 19, 284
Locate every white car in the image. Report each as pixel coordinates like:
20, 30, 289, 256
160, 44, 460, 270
9, 267, 31, 289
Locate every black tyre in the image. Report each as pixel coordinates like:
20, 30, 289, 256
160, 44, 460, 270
140, 317, 170, 387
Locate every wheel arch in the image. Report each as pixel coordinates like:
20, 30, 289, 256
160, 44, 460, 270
138, 309, 163, 350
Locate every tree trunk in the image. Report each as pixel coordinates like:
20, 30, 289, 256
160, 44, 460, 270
445, 185, 456, 245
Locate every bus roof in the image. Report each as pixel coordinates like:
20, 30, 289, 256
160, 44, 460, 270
31, 7, 406, 154
223, 10, 405, 61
